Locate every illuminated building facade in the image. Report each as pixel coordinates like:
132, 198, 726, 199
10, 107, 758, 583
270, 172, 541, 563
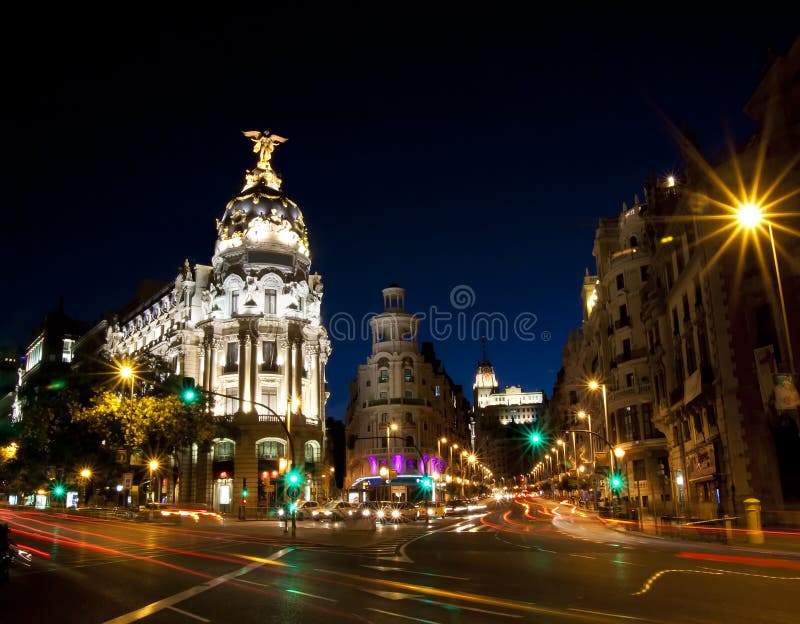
345, 286, 470, 501
99, 133, 331, 511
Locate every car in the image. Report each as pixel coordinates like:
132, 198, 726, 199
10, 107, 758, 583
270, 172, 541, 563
356, 501, 385, 521
295, 500, 322, 519
414, 501, 446, 520
314, 500, 356, 521
380, 501, 418, 523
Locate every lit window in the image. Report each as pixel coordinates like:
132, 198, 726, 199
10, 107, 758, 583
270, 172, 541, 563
62, 338, 75, 363
379, 369, 389, 383
264, 289, 277, 315
434, 385, 441, 397
230, 289, 239, 315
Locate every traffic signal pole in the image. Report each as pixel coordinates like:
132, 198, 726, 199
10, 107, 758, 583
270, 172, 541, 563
180, 380, 298, 529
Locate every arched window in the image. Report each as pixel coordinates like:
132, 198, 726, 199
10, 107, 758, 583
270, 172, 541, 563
404, 412, 414, 424
304, 440, 321, 463
630, 235, 638, 248
379, 368, 389, 383
257, 438, 286, 460
404, 368, 413, 381
405, 435, 414, 448
214, 439, 235, 461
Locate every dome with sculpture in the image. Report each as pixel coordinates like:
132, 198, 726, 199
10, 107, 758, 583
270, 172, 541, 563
214, 130, 310, 259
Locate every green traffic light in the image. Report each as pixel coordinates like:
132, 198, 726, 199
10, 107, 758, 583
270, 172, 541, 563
421, 477, 432, 489
530, 432, 542, 444
242, 488, 249, 497
287, 471, 301, 485
611, 476, 622, 489
181, 388, 197, 402
52, 483, 66, 498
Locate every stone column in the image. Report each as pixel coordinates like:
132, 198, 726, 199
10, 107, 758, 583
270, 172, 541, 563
238, 328, 247, 412
250, 330, 258, 413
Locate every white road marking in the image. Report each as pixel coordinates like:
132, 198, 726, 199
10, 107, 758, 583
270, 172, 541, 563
101, 547, 293, 624
285, 588, 338, 602
455, 524, 474, 532
569, 554, 596, 559
166, 606, 211, 622
367, 607, 442, 623
569, 607, 644, 620
361, 564, 469, 580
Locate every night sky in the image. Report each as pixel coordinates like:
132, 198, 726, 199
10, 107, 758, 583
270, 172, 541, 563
2, 8, 797, 419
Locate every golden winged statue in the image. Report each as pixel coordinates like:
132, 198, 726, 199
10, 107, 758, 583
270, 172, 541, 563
242, 130, 288, 170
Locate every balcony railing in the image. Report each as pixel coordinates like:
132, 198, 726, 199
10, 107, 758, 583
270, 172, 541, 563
364, 397, 431, 408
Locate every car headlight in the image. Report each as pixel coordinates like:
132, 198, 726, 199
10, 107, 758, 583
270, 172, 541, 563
427, 507, 434, 515
312, 510, 319, 516
362, 509, 370, 517
392, 509, 400, 518
324, 511, 332, 516
377, 510, 384, 518
277, 508, 285, 517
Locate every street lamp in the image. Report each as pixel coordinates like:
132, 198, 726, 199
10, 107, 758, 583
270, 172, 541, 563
588, 380, 615, 476
437, 437, 447, 502
736, 203, 796, 378
80, 468, 91, 507
149, 460, 159, 504
577, 410, 594, 467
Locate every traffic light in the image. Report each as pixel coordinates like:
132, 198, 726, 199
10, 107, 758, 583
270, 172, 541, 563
52, 481, 66, 498
288, 501, 298, 513
241, 477, 248, 499
610, 474, 623, 490
179, 377, 198, 404
530, 431, 542, 445
47, 379, 67, 391
287, 470, 302, 486
420, 476, 433, 489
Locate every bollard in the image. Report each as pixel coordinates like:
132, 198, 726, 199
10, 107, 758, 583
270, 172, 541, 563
743, 498, 764, 544
723, 516, 734, 544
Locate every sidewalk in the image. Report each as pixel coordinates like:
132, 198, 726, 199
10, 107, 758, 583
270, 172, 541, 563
543, 497, 800, 557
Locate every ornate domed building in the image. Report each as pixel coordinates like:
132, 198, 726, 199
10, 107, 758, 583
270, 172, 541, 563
101, 131, 331, 512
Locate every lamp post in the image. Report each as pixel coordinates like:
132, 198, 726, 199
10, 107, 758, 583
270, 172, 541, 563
437, 437, 447, 503
588, 380, 614, 476
80, 468, 91, 507
737, 203, 796, 378
149, 460, 159, 504
449, 443, 458, 499
577, 410, 594, 467
460, 450, 468, 498
386, 422, 398, 501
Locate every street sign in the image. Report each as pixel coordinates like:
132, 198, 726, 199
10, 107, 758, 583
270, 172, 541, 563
122, 473, 133, 489
287, 485, 300, 499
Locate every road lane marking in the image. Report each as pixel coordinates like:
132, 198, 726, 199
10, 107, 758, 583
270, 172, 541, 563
568, 608, 646, 621
285, 588, 338, 602
166, 606, 211, 622
317, 568, 640, 620
412, 598, 523, 619
102, 547, 293, 624
361, 564, 469, 580
367, 607, 441, 623
634, 566, 800, 596
569, 554, 596, 559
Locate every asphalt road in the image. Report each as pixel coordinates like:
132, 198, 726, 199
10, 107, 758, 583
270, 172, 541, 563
2, 498, 799, 623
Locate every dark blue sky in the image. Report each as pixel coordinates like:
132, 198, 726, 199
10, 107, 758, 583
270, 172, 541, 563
2, 8, 797, 419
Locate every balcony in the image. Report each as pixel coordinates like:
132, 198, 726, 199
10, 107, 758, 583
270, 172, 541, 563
669, 384, 684, 406
614, 318, 631, 330
365, 397, 431, 408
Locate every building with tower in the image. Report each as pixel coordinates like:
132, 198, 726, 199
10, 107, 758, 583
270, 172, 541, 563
96, 131, 331, 513
472, 341, 547, 483
345, 286, 470, 502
